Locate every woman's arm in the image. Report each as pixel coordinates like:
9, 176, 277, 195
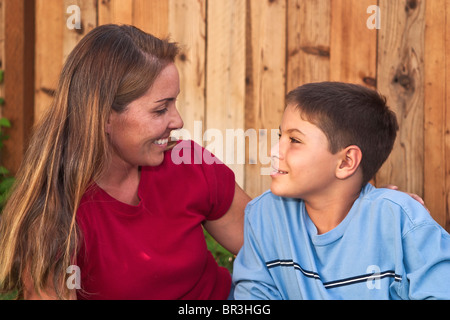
203, 182, 251, 255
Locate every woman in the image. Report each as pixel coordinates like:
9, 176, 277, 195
0, 24, 250, 299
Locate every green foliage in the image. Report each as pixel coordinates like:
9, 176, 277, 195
0, 290, 17, 300
0, 70, 16, 299
204, 229, 235, 273
0, 117, 13, 211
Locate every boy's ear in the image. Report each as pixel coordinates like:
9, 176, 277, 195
335, 145, 362, 180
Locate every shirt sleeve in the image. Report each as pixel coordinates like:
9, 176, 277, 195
232, 207, 282, 300
197, 142, 236, 221
402, 222, 450, 300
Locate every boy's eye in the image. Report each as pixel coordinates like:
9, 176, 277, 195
278, 132, 301, 144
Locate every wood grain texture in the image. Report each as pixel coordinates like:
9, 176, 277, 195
34, 0, 64, 121
376, 0, 425, 197
424, 0, 450, 229
63, 0, 97, 61
206, 0, 246, 187
4, 0, 34, 174
330, 0, 377, 87
287, 0, 331, 92
244, 0, 286, 197
168, 0, 206, 146
98, 0, 133, 25
133, 0, 168, 38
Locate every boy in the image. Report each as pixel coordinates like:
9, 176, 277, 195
232, 82, 450, 300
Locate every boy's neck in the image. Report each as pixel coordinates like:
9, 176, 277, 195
304, 184, 362, 235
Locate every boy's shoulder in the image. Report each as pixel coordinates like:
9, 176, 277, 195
247, 189, 300, 209
247, 189, 278, 205
362, 184, 414, 206
245, 190, 303, 223
360, 184, 439, 231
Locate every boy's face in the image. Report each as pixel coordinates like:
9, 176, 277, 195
270, 104, 342, 200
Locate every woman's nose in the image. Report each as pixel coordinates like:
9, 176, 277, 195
170, 106, 184, 130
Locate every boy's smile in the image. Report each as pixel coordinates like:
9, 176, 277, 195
270, 104, 341, 201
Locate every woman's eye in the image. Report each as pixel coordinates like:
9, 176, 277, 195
155, 107, 168, 115
290, 137, 301, 143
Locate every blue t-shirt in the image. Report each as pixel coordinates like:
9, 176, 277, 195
233, 184, 450, 300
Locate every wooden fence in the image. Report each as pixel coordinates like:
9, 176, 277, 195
1, 0, 449, 231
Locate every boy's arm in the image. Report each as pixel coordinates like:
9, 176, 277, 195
403, 222, 450, 300
232, 211, 282, 300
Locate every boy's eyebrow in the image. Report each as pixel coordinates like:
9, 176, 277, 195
279, 126, 305, 135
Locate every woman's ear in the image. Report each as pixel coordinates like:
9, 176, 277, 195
105, 112, 113, 135
336, 145, 362, 180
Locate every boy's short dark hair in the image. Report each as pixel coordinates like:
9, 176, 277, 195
286, 82, 398, 186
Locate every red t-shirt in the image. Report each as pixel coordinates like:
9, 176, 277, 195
76, 140, 236, 300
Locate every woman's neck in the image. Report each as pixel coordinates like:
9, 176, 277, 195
96, 160, 141, 206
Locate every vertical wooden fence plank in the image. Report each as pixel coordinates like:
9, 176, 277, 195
244, 0, 286, 198
376, 0, 425, 196
287, 0, 331, 92
62, 0, 97, 61
99, 0, 169, 37
446, 0, 450, 232
134, 0, 168, 38
98, 0, 133, 25
35, 0, 97, 121
168, 0, 206, 146
206, 0, 246, 187
35, 0, 64, 122
3, 0, 35, 174
330, 0, 377, 87
424, 0, 450, 231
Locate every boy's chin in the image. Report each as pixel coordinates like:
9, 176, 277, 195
270, 182, 302, 199
270, 183, 288, 197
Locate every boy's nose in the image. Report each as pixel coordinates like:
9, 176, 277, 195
271, 141, 280, 159
271, 139, 286, 160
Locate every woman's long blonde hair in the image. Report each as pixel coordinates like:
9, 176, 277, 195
0, 24, 178, 299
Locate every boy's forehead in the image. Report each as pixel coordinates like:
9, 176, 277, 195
281, 104, 308, 129
281, 105, 326, 137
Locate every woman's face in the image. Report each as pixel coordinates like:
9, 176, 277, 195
106, 63, 183, 168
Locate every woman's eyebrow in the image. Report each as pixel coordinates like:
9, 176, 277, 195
154, 97, 175, 103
